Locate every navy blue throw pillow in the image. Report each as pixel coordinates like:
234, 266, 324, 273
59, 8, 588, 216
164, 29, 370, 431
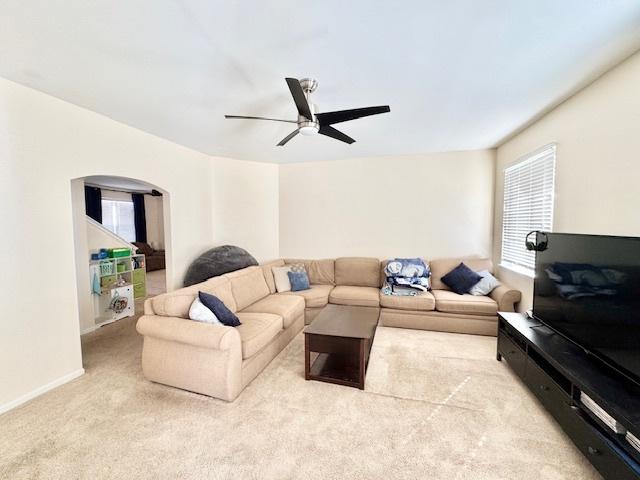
287, 271, 310, 291
198, 291, 241, 327
441, 263, 482, 295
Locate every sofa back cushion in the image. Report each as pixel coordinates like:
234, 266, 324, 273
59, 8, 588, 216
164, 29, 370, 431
260, 259, 285, 294
225, 266, 271, 310
430, 257, 494, 291
151, 276, 236, 318
334, 257, 381, 287
284, 258, 335, 285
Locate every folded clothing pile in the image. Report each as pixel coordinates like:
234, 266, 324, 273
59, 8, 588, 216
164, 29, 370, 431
382, 258, 431, 296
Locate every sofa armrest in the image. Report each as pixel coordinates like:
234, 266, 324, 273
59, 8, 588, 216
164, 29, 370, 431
143, 298, 155, 315
136, 315, 240, 350
490, 285, 522, 312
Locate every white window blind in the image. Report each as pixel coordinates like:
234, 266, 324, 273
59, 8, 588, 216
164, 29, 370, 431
501, 145, 556, 272
101, 199, 136, 242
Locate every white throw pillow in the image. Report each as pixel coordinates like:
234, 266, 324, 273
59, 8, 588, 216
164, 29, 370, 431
272, 266, 293, 293
188, 297, 222, 324
469, 270, 501, 296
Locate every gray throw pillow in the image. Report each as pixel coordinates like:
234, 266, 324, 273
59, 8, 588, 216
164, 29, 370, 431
468, 270, 501, 296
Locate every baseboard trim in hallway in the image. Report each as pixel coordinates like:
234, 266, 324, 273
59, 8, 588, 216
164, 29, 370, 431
0, 368, 85, 416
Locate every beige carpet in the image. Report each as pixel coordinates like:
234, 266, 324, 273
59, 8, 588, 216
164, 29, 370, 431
145, 269, 166, 297
0, 318, 600, 480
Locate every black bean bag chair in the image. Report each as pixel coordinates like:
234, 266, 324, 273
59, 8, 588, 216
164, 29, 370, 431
183, 245, 258, 287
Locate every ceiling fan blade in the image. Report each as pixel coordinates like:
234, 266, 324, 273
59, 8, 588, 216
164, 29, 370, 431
316, 105, 390, 126
318, 125, 355, 144
277, 129, 299, 146
225, 115, 297, 124
285, 78, 313, 120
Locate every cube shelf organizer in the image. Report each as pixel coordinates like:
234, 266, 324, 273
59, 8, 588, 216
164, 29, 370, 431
89, 251, 146, 328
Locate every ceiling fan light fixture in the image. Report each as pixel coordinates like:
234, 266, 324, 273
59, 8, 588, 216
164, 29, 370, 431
299, 125, 318, 136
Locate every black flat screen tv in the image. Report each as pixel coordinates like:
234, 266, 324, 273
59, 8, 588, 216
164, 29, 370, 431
533, 232, 640, 387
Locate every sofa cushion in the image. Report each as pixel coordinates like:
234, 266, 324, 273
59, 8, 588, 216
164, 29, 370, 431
225, 266, 270, 310
288, 271, 310, 291
242, 294, 305, 328
260, 259, 285, 294
329, 286, 380, 307
430, 258, 494, 291
469, 270, 501, 296
334, 257, 381, 287
272, 266, 293, 293
441, 263, 483, 295
285, 259, 335, 285
280, 284, 334, 308
188, 297, 222, 325
379, 292, 436, 311
151, 276, 236, 318
432, 290, 498, 316
235, 312, 283, 359
199, 292, 241, 327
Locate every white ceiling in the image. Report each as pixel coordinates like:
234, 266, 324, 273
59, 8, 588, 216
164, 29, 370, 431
2, 1, 640, 163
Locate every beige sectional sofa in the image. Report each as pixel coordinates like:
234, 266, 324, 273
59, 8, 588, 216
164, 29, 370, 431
136, 256, 520, 401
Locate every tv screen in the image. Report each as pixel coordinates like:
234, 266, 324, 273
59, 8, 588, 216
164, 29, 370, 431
533, 232, 640, 386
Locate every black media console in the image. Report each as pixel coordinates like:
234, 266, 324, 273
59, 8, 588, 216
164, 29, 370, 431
497, 312, 640, 480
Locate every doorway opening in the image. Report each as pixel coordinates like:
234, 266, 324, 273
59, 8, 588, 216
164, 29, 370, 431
71, 175, 171, 342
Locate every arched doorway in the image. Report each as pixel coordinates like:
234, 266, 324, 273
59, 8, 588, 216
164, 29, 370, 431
70, 175, 171, 342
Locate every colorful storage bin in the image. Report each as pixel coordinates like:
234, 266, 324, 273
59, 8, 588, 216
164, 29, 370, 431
109, 248, 132, 258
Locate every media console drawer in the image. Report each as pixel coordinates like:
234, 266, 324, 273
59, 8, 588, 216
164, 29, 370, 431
497, 332, 526, 378
559, 404, 639, 480
524, 360, 571, 419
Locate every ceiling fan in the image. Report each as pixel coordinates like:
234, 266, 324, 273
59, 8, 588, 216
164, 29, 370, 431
225, 77, 390, 146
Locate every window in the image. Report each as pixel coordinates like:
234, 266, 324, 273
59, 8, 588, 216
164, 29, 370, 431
101, 199, 136, 242
501, 144, 556, 273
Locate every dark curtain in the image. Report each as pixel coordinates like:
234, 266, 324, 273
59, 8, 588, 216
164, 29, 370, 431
132, 193, 147, 243
85, 186, 102, 223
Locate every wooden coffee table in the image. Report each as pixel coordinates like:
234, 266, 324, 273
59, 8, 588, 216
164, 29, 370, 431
304, 304, 379, 390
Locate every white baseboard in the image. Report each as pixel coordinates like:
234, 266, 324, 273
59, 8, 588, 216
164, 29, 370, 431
81, 325, 98, 335
0, 368, 85, 415
81, 317, 122, 335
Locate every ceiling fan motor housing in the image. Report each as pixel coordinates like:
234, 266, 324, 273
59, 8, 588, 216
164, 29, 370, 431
299, 78, 318, 94
298, 100, 319, 135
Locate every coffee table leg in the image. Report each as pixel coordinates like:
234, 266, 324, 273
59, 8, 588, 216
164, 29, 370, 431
305, 334, 310, 380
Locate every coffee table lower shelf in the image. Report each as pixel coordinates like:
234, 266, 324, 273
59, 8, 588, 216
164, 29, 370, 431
307, 351, 364, 388
304, 332, 374, 390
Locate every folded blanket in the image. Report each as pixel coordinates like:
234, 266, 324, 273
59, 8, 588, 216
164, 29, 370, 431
382, 258, 431, 296
385, 258, 429, 278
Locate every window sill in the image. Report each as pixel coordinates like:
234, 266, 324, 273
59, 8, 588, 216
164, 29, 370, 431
499, 262, 535, 279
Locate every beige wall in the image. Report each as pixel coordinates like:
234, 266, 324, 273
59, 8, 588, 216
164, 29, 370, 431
0, 78, 279, 413
279, 150, 495, 260
494, 50, 640, 311
144, 194, 165, 250
211, 157, 279, 263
